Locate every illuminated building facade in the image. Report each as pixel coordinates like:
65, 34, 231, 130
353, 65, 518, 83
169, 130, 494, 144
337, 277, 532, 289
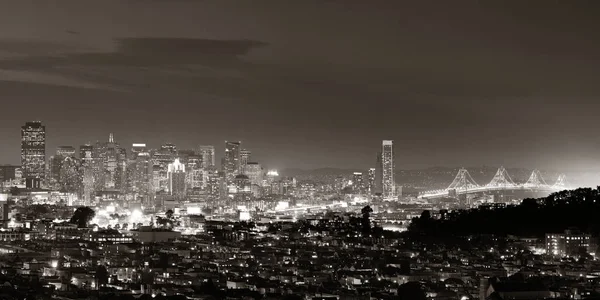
381, 140, 395, 200
223, 141, 241, 184
153, 143, 178, 192
367, 168, 376, 194
168, 158, 186, 199
546, 230, 595, 257
353, 172, 364, 193
21, 121, 46, 180
56, 146, 76, 157
94, 133, 127, 192
198, 145, 215, 168
240, 149, 251, 173
131, 143, 147, 159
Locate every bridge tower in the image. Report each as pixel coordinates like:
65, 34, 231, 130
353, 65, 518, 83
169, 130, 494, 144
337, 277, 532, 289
552, 174, 569, 190
447, 168, 480, 196
486, 166, 516, 188
524, 169, 548, 188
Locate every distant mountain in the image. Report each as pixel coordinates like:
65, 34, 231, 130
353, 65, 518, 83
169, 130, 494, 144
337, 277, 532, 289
280, 168, 360, 177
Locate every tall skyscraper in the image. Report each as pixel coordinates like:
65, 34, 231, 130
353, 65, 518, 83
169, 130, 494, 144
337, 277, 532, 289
198, 145, 215, 168
240, 149, 251, 174
374, 152, 383, 194
168, 158, 186, 198
21, 121, 46, 180
381, 140, 395, 200
94, 133, 127, 191
223, 141, 241, 184
353, 172, 364, 194
367, 168, 376, 194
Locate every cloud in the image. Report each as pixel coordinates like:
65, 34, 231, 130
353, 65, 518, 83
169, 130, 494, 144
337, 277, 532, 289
0, 37, 268, 91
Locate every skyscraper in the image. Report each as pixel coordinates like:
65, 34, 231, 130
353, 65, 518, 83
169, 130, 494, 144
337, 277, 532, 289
374, 152, 383, 194
198, 145, 215, 168
21, 121, 46, 180
223, 141, 241, 184
353, 172, 364, 194
56, 146, 76, 157
245, 162, 264, 186
240, 149, 251, 174
131, 143, 147, 159
367, 168, 376, 194
381, 140, 395, 200
168, 158, 186, 198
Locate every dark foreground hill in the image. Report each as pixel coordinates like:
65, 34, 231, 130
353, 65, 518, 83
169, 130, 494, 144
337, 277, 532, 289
408, 187, 600, 237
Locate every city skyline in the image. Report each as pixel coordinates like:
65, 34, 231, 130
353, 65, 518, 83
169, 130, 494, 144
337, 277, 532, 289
0, 1, 599, 171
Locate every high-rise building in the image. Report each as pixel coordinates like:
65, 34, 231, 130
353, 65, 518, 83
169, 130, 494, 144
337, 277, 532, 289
56, 146, 76, 157
198, 145, 215, 168
79, 144, 94, 162
128, 151, 154, 203
168, 158, 186, 199
131, 143, 147, 159
245, 162, 263, 186
21, 121, 46, 180
381, 140, 395, 200
367, 168, 376, 194
94, 133, 127, 191
179, 151, 203, 190
353, 172, 364, 193
152, 143, 178, 192
240, 149, 251, 173
374, 152, 383, 194
223, 141, 241, 184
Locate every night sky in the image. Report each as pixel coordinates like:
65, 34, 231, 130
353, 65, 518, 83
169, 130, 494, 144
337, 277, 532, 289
1, 0, 600, 171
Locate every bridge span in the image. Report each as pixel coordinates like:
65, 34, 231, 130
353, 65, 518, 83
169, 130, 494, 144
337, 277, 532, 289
418, 167, 569, 200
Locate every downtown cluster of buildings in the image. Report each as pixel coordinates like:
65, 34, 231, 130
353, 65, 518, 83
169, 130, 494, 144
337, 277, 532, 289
7, 121, 404, 212
7, 121, 293, 211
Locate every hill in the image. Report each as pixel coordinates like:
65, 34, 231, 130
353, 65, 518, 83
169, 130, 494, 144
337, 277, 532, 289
408, 187, 600, 237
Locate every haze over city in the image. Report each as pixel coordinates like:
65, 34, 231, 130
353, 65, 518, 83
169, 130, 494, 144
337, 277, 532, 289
1, 0, 600, 170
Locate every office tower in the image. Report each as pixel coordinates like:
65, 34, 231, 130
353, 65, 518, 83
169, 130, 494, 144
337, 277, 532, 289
179, 151, 203, 190
233, 174, 252, 202
21, 121, 46, 180
131, 143, 147, 159
128, 151, 154, 202
223, 141, 241, 184
367, 168, 376, 194
353, 172, 364, 193
206, 168, 221, 199
375, 152, 383, 194
94, 133, 127, 191
198, 145, 215, 168
0, 165, 18, 183
79, 144, 94, 162
152, 143, 178, 192
381, 140, 395, 200
168, 158, 186, 198
56, 146, 76, 157
58, 157, 81, 193
245, 162, 263, 186
240, 149, 251, 174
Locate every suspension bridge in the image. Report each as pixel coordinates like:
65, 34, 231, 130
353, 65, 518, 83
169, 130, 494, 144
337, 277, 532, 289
418, 167, 569, 199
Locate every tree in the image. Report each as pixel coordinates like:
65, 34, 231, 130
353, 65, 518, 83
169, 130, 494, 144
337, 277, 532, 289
70, 207, 95, 228
398, 282, 426, 300
96, 265, 109, 288
9, 186, 19, 196
361, 205, 373, 234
